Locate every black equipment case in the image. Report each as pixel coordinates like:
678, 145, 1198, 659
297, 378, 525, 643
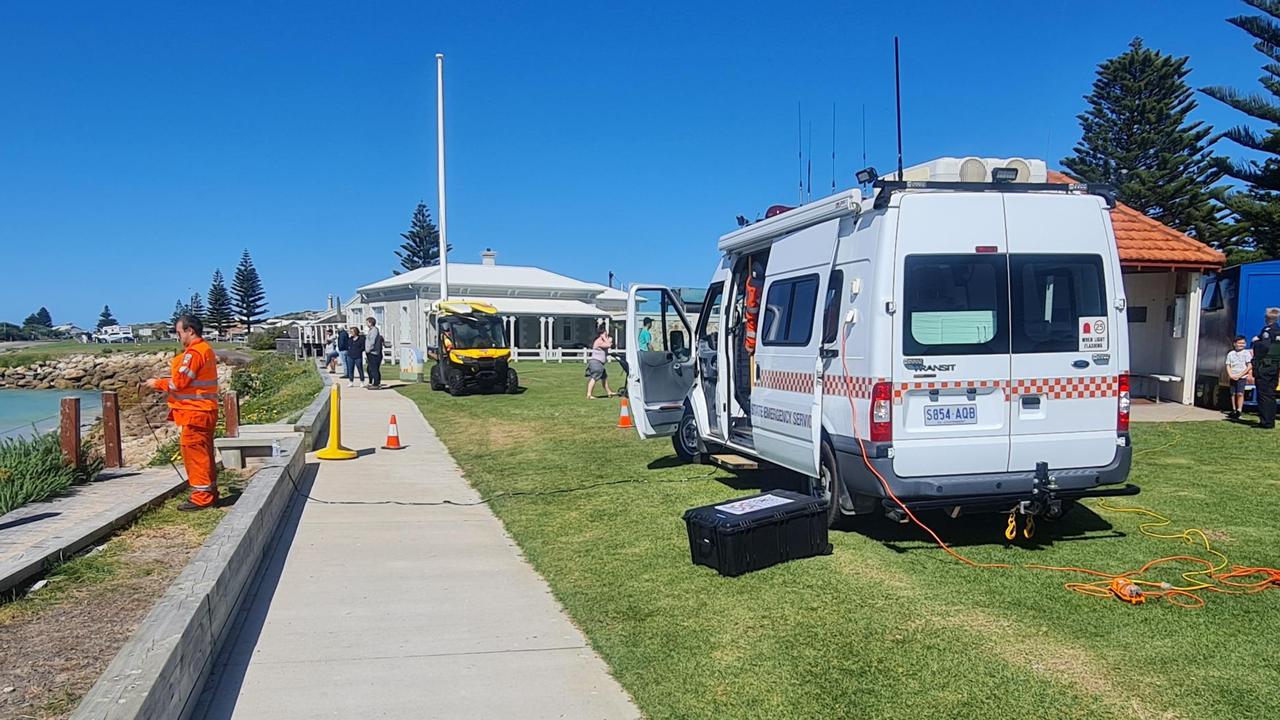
683, 491, 832, 577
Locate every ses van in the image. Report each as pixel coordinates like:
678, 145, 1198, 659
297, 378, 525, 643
625, 157, 1139, 528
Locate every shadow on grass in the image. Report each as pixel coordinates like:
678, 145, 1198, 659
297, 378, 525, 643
855, 505, 1122, 552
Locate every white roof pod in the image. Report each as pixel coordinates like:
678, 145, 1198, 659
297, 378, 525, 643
886, 157, 1047, 183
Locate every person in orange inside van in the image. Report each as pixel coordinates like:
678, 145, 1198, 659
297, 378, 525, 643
145, 314, 220, 511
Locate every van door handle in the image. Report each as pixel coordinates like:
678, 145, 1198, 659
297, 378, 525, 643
1072, 360, 1090, 369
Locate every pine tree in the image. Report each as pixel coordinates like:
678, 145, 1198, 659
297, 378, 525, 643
35, 307, 51, 327
188, 292, 206, 322
232, 249, 268, 333
97, 305, 117, 330
394, 202, 450, 273
206, 269, 234, 334
170, 299, 190, 325
1063, 38, 1231, 247
1201, 0, 1280, 261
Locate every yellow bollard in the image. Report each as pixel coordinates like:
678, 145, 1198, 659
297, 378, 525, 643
316, 384, 358, 460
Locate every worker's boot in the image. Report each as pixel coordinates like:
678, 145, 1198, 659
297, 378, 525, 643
177, 498, 217, 512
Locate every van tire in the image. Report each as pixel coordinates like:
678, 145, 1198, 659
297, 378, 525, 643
672, 409, 701, 463
819, 441, 855, 530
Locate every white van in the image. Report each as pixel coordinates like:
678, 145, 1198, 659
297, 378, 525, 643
625, 157, 1138, 527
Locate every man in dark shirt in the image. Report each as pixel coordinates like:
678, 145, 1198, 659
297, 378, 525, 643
1251, 307, 1280, 430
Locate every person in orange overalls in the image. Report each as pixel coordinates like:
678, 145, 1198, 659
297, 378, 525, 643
146, 314, 220, 511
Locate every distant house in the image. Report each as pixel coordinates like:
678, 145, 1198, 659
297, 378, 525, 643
347, 248, 626, 362
1049, 171, 1225, 404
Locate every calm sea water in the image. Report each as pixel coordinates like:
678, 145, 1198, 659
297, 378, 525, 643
0, 389, 103, 441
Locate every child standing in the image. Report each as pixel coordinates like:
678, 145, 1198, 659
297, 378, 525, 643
1226, 335, 1253, 419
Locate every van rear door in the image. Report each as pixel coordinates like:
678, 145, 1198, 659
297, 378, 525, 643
625, 285, 696, 438
892, 193, 1012, 477
1004, 194, 1121, 470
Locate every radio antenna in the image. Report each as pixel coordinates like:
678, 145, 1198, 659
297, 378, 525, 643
861, 103, 867, 169
894, 36, 904, 179
831, 101, 836, 194
796, 102, 803, 204
806, 120, 813, 201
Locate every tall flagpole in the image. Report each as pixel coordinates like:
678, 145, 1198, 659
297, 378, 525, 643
435, 53, 450, 303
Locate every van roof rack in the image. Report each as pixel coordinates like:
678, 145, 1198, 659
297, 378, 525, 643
871, 180, 1116, 210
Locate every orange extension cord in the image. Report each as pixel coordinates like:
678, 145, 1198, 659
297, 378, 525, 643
836, 325, 1280, 608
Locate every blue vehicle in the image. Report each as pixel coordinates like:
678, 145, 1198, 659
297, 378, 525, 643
1196, 260, 1280, 409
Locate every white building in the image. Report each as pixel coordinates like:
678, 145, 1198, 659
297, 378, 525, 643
348, 249, 627, 363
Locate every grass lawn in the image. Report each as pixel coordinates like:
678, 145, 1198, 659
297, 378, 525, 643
399, 361, 1280, 720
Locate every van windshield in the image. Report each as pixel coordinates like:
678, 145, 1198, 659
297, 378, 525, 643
903, 254, 1009, 356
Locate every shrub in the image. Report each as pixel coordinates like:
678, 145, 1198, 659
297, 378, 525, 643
247, 327, 288, 351
0, 433, 104, 515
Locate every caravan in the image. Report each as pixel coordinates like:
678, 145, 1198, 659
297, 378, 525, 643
625, 157, 1139, 528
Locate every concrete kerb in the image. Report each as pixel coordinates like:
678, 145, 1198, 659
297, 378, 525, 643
71, 375, 329, 720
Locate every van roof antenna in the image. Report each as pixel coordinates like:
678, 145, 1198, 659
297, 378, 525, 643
831, 101, 837, 195
796, 102, 804, 205
806, 119, 813, 201
894, 36, 904, 180
861, 103, 867, 170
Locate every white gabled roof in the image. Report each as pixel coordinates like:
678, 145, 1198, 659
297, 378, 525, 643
359, 263, 608, 294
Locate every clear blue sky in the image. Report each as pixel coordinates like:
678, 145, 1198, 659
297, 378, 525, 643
0, 1, 1261, 327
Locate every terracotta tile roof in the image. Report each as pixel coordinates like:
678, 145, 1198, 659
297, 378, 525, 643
1047, 171, 1224, 269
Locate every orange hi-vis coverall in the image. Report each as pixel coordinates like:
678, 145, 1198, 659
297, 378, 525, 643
160, 340, 220, 507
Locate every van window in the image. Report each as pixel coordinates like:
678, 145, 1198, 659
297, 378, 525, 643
822, 270, 843, 345
761, 275, 820, 346
697, 282, 724, 351
903, 255, 1008, 356
1010, 254, 1106, 353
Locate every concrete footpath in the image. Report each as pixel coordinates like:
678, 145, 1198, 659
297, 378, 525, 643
195, 381, 639, 719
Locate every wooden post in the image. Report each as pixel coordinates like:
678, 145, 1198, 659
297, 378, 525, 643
102, 391, 123, 468
224, 391, 240, 437
60, 397, 81, 468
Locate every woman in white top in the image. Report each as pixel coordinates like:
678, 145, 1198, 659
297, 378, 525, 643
585, 325, 615, 399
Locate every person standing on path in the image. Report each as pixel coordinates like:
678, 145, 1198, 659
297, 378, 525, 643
365, 316, 384, 389
345, 327, 365, 387
144, 314, 220, 511
1251, 307, 1280, 430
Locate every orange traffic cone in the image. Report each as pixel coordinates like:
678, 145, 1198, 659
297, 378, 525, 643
382, 414, 405, 450
617, 396, 634, 429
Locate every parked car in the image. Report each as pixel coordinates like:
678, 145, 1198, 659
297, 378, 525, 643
94, 325, 136, 343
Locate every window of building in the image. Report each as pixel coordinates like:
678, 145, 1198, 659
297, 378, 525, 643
761, 275, 820, 347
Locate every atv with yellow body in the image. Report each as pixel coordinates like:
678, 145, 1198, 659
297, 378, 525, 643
427, 301, 520, 395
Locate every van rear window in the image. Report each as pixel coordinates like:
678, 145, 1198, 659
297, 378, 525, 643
903, 255, 1009, 356
1010, 254, 1106, 353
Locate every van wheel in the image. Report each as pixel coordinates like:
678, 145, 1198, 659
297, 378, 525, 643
672, 409, 701, 463
819, 441, 855, 530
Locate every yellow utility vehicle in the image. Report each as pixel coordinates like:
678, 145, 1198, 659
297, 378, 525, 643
427, 300, 520, 395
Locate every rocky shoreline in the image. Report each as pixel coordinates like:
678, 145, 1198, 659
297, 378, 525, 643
1, 352, 246, 466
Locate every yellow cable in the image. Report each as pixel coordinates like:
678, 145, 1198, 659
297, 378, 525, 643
1093, 500, 1230, 590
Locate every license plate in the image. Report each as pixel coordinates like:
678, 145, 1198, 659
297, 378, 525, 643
924, 405, 977, 426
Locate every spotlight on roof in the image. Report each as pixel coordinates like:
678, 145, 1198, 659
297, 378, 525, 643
991, 166, 1019, 183
736, 214, 749, 227
855, 166, 879, 185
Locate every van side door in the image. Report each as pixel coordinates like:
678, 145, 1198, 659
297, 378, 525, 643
625, 286, 696, 438
751, 219, 839, 476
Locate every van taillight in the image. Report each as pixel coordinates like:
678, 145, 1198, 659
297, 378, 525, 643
1117, 373, 1130, 432
871, 382, 893, 442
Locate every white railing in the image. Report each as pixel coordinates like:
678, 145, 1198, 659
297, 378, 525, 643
512, 347, 590, 363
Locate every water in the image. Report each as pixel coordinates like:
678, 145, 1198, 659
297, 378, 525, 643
0, 389, 103, 441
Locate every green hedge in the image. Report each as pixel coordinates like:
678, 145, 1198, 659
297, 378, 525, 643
0, 434, 104, 515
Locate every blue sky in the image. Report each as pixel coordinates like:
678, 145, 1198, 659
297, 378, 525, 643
0, 1, 1263, 327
